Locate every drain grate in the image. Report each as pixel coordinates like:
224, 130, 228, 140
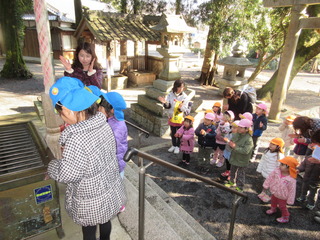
0, 123, 44, 175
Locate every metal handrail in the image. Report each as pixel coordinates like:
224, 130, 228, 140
124, 147, 248, 240
125, 120, 149, 138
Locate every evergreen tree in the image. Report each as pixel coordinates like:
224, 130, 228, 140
0, 0, 32, 79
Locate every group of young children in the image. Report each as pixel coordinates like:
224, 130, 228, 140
160, 80, 320, 224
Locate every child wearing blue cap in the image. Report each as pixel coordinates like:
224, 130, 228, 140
48, 77, 126, 240
87, 86, 128, 181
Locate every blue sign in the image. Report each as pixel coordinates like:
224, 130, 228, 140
34, 185, 53, 204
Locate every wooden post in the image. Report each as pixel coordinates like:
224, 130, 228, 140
34, 0, 63, 159
33, 0, 55, 93
268, 4, 306, 120
145, 41, 149, 71
134, 41, 139, 70
120, 40, 127, 73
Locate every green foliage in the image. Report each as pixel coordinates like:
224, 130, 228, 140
191, 48, 204, 56
0, 0, 32, 79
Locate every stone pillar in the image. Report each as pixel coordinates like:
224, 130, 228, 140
268, 5, 306, 120
41, 93, 64, 159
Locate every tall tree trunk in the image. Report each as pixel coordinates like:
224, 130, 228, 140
74, 0, 82, 28
0, 0, 32, 79
257, 39, 320, 100
120, 0, 128, 14
199, 28, 215, 85
175, 0, 182, 15
133, 0, 141, 14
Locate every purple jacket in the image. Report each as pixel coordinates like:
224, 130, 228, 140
64, 67, 103, 88
108, 117, 128, 172
176, 126, 195, 152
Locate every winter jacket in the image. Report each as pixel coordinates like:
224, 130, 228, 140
278, 123, 295, 148
163, 91, 189, 126
47, 112, 126, 226
298, 156, 320, 184
108, 116, 128, 173
263, 168, 296, 205
229, 132, 253, 167
293, 138, 309, 155
176, 126, 195, 152
64, 67, 103, 88
257, 150, 284, 178
252, 113, 268, 137
195, 123, 216, 148
227, 90, 253, 120
215, 122, 231, 145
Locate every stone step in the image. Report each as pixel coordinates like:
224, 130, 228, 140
119, 168, 182, 240
119, 161, 216, 240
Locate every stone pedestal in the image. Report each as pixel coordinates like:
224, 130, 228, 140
130, 79, 195, 136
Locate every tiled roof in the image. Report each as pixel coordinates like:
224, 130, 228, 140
22, 3, 74, 23
79, 12, 160, 42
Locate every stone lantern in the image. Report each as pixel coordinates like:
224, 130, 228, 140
130, 14, 196, 136
151, 14, 195, 81
216, 43, 253, 95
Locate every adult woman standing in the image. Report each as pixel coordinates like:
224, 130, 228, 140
158, 79, 189, 154
223, 87, 253, 120
60, 42, 103, 88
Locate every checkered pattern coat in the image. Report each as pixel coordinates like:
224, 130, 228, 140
48, 112, 126, 226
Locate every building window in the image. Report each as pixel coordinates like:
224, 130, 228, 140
62, 35, 77, 50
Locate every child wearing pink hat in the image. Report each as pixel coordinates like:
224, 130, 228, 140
211, 110, 234, 167
252, 103, 268, 160
225, 118, 254, 192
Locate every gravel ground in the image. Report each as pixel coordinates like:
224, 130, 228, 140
1, 56, 320, 239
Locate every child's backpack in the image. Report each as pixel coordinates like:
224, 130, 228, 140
242, 85, 257, 104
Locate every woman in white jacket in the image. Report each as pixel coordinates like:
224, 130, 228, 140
158, 80, 189, 154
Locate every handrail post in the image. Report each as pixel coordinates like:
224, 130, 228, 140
139, 166, 146, 240
228, 195, 241, 240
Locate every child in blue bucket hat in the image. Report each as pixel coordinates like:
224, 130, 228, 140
47, 77, 126, 240
87, 86, 128, 176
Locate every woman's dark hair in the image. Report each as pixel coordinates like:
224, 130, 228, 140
223, 87, 241, 102
311, 129, 320, 144
172, 79, 185, 93
55, 101, 99, 120
292, 116, 313, 136
72, 42, 102, 70
99, 96, 113, 115
223, 87, 234, 98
